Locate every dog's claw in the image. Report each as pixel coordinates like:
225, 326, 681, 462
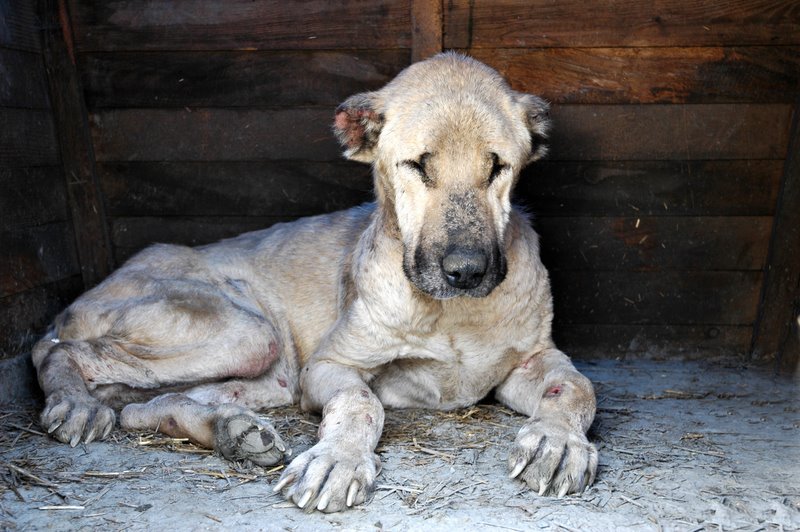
509, 458, 526, 479
346, 480, 359, 507
538, 482, 549, 496
273, 474, 294, 493
317, 492, 331, 512
297, 489, 313, 509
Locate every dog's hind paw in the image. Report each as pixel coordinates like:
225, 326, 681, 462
214, 413, 289, 466
41, 391, 116, 447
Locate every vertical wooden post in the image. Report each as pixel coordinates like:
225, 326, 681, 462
751, 102, 800, 374
411, 0, 443, 63
40, 0, 113, 288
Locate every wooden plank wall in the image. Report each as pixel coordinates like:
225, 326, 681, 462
444, 1, 799, 361
66, 0, 411, 264
54, 0, 799, 365
0, 1, 84, 358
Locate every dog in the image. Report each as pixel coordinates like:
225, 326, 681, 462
32, 52, 597, 513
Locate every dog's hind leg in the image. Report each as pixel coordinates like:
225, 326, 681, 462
120, 390, 290, 466
120, 354, 298, 465
31, 257, 289, 449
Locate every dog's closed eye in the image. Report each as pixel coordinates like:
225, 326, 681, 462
488, 152, 507, 185
402, 152, 433, 186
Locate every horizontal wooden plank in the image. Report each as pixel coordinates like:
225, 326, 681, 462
548, 104, 792, 161
0, 276, 83, 357
555, 324, 753, 360
445, 0, 800, 48
0, 167, 69, 229
468, 47, 800, 104
69, 0, 412, 52
550, 271, 762, 325
91, 104, 792, 162
536, 216, 772, 271
0, 48, 51, 109
516, 160, 782, 216
90, 108, 340, 162
102, 160, 781, 219
99, 161, 372, 217
0, 222, 81, 299
0, 2, 41, 52
81, 46, 800, 108
0, 108, 60, 167
80, 50, 409, 108
111, 216, 296, 264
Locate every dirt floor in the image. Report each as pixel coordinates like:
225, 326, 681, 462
1, 360, 798, 531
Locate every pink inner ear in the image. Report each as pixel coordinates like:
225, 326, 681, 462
334, 109, 367, 149
334, 110, 352, 131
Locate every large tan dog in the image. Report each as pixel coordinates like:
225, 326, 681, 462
32, 53, 597, 513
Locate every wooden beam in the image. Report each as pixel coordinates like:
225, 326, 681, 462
411, 0, 443, 62
40, 0, 112, 288
752, 102, 800, 373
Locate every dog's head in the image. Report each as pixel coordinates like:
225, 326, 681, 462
333, 53, 549, 299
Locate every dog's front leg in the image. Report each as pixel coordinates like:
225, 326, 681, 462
274, 360, 383, 513
495, 348, 598, 497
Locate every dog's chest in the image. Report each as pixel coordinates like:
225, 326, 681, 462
370, 326, 527, 410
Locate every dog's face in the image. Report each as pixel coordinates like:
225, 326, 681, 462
334, 53, 549, 299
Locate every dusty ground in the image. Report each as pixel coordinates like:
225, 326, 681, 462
1, 360, 798, 531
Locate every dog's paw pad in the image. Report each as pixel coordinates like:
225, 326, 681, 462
214, 413, 289, 466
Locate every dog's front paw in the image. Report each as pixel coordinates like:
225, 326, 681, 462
41, 391, 116, 447
214, 413, 289, 466
507, 417, 597, 497
273, 441, 381, 513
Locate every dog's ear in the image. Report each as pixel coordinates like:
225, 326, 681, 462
516, 93, 551, 163
333, 92, 384, 163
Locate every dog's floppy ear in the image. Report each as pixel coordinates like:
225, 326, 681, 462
516, 93, 551, 163
333, 92, 384, 163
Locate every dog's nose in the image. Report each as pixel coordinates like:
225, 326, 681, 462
442, 249, 487, 290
